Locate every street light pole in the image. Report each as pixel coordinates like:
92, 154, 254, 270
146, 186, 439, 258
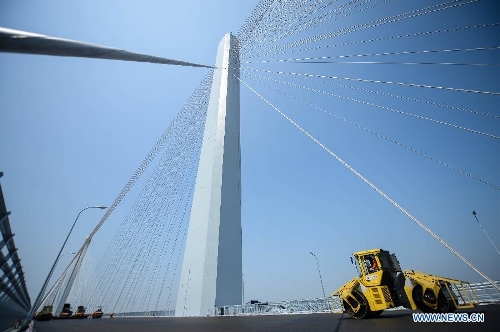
309, 251, 326, 299
242, 273, 245, 305
21, 205, 106, 330
472, 211, 500, 256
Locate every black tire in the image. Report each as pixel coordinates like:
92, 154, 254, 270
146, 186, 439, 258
412, 286, 434, 313
343, 290, 371, 319
436, 291, 456, 313
370, 310, 384, 317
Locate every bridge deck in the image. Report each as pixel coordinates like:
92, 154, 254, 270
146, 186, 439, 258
33, 304, 499, 332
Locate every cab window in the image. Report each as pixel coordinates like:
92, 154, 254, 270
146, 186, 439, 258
353, 256, 362, 277
362, 254, 379, 274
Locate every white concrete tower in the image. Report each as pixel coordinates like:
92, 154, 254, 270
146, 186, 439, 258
175, 33, 241, 317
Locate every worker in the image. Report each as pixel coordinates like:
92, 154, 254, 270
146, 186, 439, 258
371, 256, 378, 271
366, 255, 378, 273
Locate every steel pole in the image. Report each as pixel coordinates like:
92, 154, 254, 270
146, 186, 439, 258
310, 252, 326, 298
20, 206, 106, 330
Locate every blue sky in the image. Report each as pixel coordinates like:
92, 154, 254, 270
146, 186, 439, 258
1, 0, 499, 308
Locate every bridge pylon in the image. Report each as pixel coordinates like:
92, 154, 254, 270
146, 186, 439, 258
175, 33, 242, 317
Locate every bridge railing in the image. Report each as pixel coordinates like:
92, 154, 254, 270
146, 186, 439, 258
83, 281, 499, 318
217, 281, 500, 316
470, 281, 500, 304
0, 173, 31, 331
216, 297, 341, 316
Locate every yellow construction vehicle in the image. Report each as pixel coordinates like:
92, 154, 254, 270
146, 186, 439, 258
59, 303, 72, 319
331, 249, 479, 319
34, 305, 53, 321
73, 305, 86, 319
92, 306, 104, 319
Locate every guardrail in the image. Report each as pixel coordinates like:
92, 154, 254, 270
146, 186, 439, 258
97, 280, 500, 318
0, 173, 31, 332
217, 281, 500, 316
214, 298, 337, 316
59, 282, 498, 319
470, 281, 500, 304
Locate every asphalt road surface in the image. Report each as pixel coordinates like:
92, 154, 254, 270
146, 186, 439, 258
33, 305, 499, 332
